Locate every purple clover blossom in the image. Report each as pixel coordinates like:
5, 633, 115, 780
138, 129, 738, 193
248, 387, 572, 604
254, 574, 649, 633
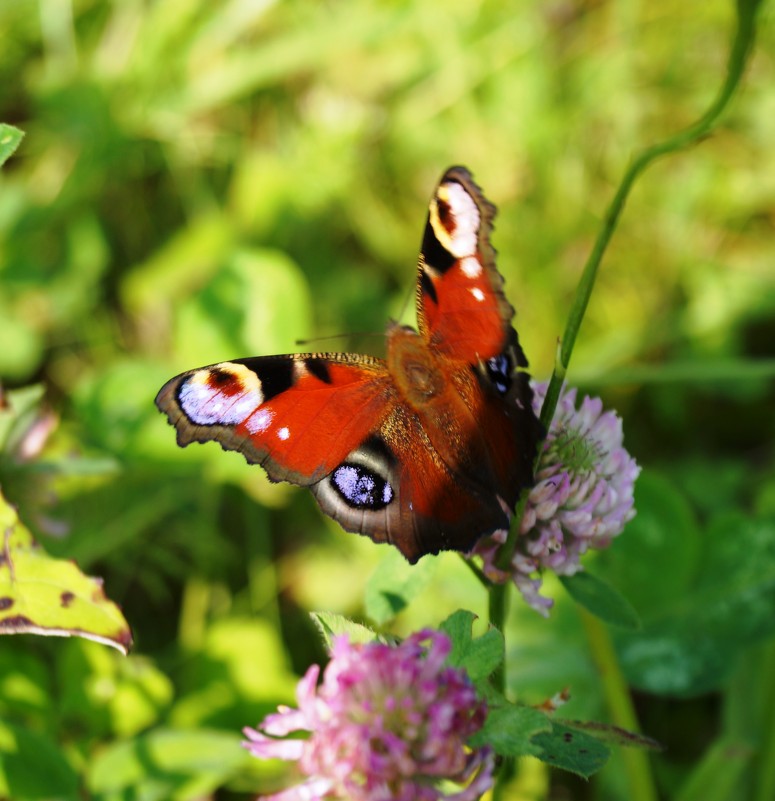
474, 381, 640, 615
243, 630, 494, 801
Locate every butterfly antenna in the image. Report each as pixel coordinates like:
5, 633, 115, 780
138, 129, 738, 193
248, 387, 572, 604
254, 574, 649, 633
295, 331, 384, 348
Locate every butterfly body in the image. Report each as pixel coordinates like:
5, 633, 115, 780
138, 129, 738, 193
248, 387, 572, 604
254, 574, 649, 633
156, 167, 542, 562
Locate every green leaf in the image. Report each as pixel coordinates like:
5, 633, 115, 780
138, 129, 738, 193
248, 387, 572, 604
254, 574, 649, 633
616, 512, 775, 695
598, 471, 702, 615
364, 548, 435, 625
560, 572, 640, 630
470, 703, 551, 757
531, 721, 611, 778
440, 609, 476, 654
556, 719, 663, 751
310, 611, 379, 651
440, 609, 504, 682
88, 728, 248, 801
0, 720, 79, 801
0, 491, 132, 654
0, 124, 23, 168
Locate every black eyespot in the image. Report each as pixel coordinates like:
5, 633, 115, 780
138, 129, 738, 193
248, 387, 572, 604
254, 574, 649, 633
331, 464, 394, 510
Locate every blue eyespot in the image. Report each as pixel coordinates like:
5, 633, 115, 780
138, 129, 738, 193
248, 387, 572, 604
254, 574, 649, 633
332, 464, 394, 510
485, 353, 511, 395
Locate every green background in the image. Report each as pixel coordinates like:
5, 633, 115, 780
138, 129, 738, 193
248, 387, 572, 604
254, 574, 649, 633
1, 0, 774, 799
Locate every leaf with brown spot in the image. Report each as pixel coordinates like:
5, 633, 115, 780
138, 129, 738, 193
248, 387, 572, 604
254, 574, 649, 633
530, 722, 610, 777
0, 489, 132, 654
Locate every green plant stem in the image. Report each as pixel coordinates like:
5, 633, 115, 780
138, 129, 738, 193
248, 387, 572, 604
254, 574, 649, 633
488, 5, 762, 793
494, 0, 763, 575
488, 582, 514, 798
461, 553, 492, 588
488, 582, 509, 693
539, 0, 762, 432
581, 609, 657, 801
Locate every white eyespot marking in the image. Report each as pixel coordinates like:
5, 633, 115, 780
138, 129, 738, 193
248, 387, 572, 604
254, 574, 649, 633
246, 408, 273, 434
179, 364, 263, 426
461, 256, 482, 279
431, 182, 480, 258
470, 287, 486, 302
277, 426, 290, 441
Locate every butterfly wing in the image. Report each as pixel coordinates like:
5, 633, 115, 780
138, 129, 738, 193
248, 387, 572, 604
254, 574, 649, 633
156, 167, 542, 563
156, 352, 504, 562
416, 166, 514, 363
155, 354, 395, 486
408, 167, 543, 526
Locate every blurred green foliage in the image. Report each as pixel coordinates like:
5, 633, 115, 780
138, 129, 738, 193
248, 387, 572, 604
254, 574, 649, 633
1, 0, 774, 799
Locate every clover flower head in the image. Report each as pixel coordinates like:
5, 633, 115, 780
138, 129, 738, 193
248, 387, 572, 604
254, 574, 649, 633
475, 381, 640, 615
243, 630, 494, 801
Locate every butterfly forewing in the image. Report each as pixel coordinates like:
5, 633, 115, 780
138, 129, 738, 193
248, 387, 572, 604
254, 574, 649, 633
156, 354, 396, 486
416, 166, 514, 364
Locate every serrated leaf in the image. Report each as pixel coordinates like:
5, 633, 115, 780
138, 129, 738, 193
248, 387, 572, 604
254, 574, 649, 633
560, 572, 640, 630
364, 548, 435, 625
440, 609, 504, 681
440, 609, 475, 660
531, 722, 610, 777
470, 703, 550, 757
0, 124, 23, 168
310, 611, 378, 651
0, 491, 132, 654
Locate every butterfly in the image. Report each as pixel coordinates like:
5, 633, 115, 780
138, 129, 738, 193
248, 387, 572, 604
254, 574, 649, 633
156, 167, 542, 563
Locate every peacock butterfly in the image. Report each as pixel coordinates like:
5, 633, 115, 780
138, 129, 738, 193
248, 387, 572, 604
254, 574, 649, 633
156, 167, 542, 563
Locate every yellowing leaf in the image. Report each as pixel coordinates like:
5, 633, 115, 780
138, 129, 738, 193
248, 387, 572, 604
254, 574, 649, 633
0, 490, 132, 654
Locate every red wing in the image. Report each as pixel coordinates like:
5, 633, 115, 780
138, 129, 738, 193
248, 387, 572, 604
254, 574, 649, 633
155, 354, 396, 486
157, 352, 507, 562
416, 166, 514, 364
156, 167, 542, 563
309, 404, 511, 563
